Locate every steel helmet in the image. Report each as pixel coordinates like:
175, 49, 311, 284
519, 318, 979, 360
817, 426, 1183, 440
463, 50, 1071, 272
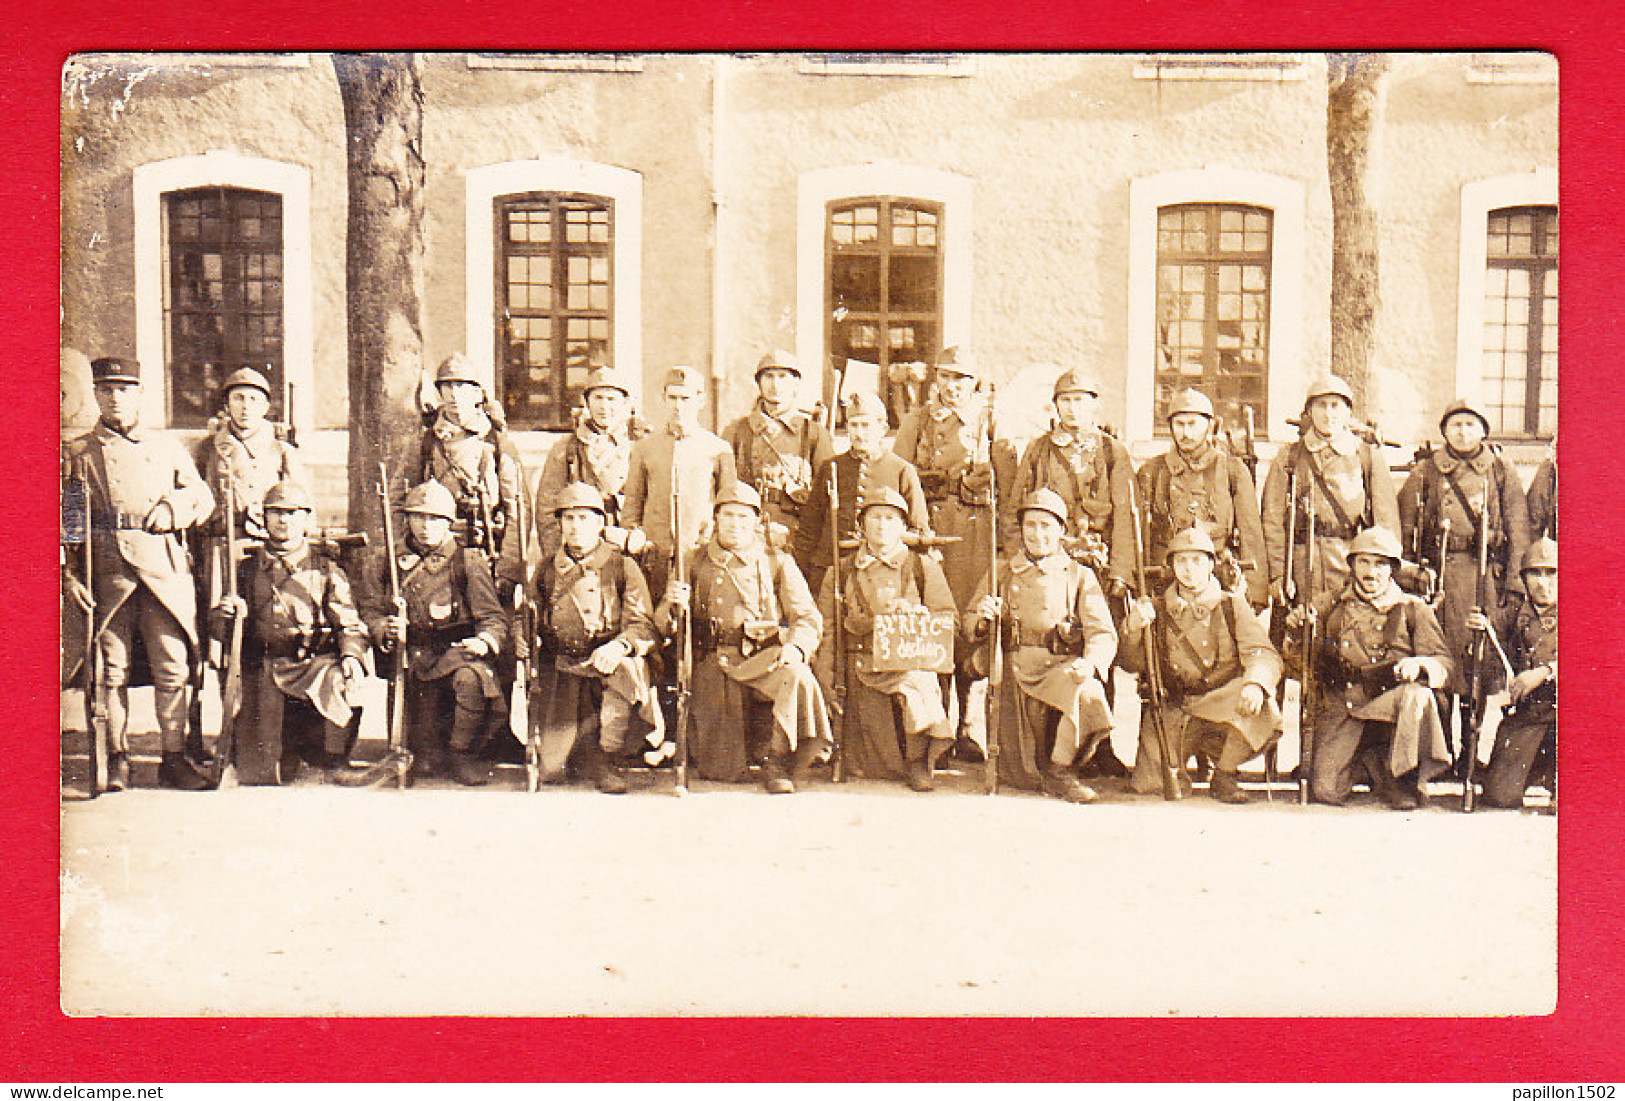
754, 349, 802, 379
1165, 526, 1218, 561
1166, 388, 1215, 421
401, 481, 458, 520
1522, 537, 1558, 573
714, 483, 764, 514
1052, 368, 1100, 400
1438, 398, 1492, 438
583, 366, 633, 398
435, 353, 483, 388
222, 367, 273, 397
857, 486, 910, 518
552, 482, 608, 516
1345, 526, 1404, 565
1304, 374, 1355, 407
262, 479, 314, 513
1017, 488, 1069, 526
934, 346, 980, 380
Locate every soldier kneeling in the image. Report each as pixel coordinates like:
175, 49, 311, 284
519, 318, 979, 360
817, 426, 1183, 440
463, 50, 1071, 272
661, 484, 831, 793
213, 480, 370, 784
369, 482, 508, 787
1471, 536, 1557, 810
965, 489, 1117, 804
816, 488, 958, 792
1311, 527, 1453, 809
1121, 528, 1284, 804
530, 483, 664, 794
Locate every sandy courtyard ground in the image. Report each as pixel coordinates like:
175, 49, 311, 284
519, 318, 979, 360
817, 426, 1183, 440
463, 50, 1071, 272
59, 762, 1556, 1018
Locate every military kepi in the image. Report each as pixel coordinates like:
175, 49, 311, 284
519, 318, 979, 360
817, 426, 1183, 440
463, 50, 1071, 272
91, 357, 141, 385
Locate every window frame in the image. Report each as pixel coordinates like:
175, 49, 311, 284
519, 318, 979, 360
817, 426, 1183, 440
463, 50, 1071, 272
1481, 204, 1558, 439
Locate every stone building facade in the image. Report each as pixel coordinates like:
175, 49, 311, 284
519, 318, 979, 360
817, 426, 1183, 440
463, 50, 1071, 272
60, 51, 1558, 522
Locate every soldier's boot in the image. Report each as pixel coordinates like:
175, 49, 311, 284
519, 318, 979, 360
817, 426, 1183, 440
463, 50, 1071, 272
906, 756, 934, 793
788, 737, 825, 785
1209, 769, 1251, 805
1364, 749, 1417, 811
105, 752, 131, 793
158, 752, 211, 792
1044, 765, 1098, 804
760, 757, 795, 795
449, 747, 493, 787
585, 740, 628, 794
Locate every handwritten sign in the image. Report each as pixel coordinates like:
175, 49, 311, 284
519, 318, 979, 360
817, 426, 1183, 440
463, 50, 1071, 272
872, 610, 957, 674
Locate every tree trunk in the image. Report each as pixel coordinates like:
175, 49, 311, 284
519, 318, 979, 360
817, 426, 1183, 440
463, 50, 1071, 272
1326, 52, 1390, 413
333, 52, 426, 548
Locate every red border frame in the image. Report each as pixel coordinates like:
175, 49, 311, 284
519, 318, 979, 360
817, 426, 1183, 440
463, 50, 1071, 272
6, 0, 1621, 1081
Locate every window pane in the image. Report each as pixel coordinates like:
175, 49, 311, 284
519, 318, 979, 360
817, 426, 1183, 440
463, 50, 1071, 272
832, 254, 882, 311
889, 255, 936, 312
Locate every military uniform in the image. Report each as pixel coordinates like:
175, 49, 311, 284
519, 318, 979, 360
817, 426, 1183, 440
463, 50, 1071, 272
1006, 369, 1134, 588
1135, 390, 1267, 607
1118, 531, 1284, 800
1482, 538, 1557, 809
1525, 444, 1557, 543
622, 379, 737, 597
1312, 530, 1453, 807
64, 358, 215, 784
532, 366, 649, 563
1260, 377, 1399, 613
1398, 401, 1530, 696
222, 483, 370, 784
369, 484, 509, 783
797, 395, 930, 595
815, 489, 959, 788
417, 355, 526, 596
966, 490, 1118, 799
529, 487, 663, 789
724, 351, 836, 568
670, 485, 831, 788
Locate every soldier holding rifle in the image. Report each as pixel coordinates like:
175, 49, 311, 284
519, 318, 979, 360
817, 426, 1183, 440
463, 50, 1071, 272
529, 483, 664, 794
1469, 536, 1557, 810
367, 481, 508, 787
816, 488, 958, 791
62, 357, 216, 791
1311, 527, 1453, 809
964, 489, 1116, 803
660, 484, 831, 792
211, 480, 370, 784
532, 364, 651, 564
1121, 529, 1284, 804
1398, 399, 1530, 777
724, 350, 836, 569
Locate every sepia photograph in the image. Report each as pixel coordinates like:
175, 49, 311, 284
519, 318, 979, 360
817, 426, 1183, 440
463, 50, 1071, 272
54, 49, 1560, 1023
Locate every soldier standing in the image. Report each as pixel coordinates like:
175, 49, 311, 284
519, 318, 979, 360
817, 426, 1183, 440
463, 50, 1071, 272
211, 480, 369, 784
662, 484, 831, 792
532, 364, 651, 564
368, 482, 509, 787
1398, 399, 1530, 768
61, 357, 216, 790
815, 488, 959, 792
1007, 367, 1134, 592
1261, 375, 1400, 618
1471, 536, 1557, 809
622, 365, 737, 597
1134, 388, 1267, 608
418, 353, 526, 602
891, 346, 1017, 759
796, 388, 930, 597
1120, 529, 1284, 804
964, 489, 1117, 803
529, 484, 664, 795
196, 366, 305, 539
1311, 527, 1453, 809
1525, 440, 1557, 543
723, 350, 835, 567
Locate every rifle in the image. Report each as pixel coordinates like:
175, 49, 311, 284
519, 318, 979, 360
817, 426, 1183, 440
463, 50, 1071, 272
1462, 491, 1491, 813
376, 465, 413, 788
983, 381, 1002, 796
280, 378, 298, 448
474, 481, 498, 559
210, 467, 245, 788
62, 459, 108, 798
1237, 405, 1260, 484
1128, 476, 1184, 801
820, 396, 848, 784
670, 472, 692, 795
514, 487, 540, 794
1297, 494, 1320, 805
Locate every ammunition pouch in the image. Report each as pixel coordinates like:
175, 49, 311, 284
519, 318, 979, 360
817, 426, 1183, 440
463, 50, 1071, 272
407, 622, 476, 649
917, 469, 952, 499
1164, 657, 1243, 703
545, 627, 619, 661
1346, 658, 1402, 696
958, 467, 993, 507
698, 618, 781, 657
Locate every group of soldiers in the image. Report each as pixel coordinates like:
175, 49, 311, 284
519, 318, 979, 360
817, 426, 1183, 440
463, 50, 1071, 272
60, 347, 1558, 812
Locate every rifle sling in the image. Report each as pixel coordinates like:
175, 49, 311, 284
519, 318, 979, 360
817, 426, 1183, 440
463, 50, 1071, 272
1295, 444, 1360, 538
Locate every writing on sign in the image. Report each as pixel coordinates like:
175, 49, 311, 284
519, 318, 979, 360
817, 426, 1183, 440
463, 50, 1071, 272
872, 609, 957, 674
